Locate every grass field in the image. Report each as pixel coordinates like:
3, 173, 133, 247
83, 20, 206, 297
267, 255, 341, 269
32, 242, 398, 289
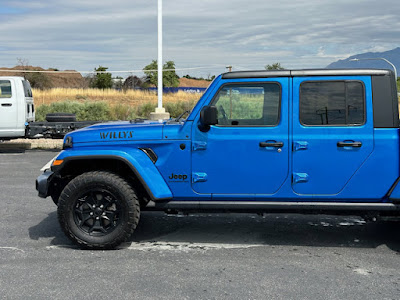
32, 88, 202, 106
33, 88, 202, 121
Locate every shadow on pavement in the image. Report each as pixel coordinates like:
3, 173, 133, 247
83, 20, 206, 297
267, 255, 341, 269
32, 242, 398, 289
134, 212, 400, 253
0, 148, 26, 154
29, 211, 400, 252
28, 211, 71, 246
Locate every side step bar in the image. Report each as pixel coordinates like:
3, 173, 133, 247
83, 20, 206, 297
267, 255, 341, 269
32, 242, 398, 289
145, 201, 400, 213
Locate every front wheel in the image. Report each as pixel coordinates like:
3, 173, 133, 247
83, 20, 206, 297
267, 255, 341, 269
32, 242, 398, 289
57, 171, 140, 249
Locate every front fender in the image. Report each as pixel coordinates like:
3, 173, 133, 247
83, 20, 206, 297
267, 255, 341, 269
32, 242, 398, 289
54, 148, 173, 200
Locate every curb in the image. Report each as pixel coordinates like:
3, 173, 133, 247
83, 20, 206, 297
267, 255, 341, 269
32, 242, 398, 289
0, 139, 63, 150
0, 142, 32, 150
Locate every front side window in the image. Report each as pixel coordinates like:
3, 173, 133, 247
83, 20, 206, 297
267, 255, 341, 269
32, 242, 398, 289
300, 81, 365, 126
0, 80, 12, 98
211, 83, 281, 126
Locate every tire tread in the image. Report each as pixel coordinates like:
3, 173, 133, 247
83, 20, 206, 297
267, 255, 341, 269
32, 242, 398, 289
57, 171, 140, 250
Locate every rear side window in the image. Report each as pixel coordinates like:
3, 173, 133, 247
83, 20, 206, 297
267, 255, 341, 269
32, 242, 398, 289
22, 80, 33, 97
0, 80, 12, 98
211, 83, 281, 126
300, 81, 365, 126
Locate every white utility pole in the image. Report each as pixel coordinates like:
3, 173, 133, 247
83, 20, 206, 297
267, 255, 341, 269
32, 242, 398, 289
157, 0, 163, 108
150, 0, 170, 120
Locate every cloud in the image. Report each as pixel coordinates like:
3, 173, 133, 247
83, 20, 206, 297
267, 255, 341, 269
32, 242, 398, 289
0, 0, 399, 77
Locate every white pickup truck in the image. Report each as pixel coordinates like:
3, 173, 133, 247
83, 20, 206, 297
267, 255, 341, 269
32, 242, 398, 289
0, 76, 98, 140
0, 76, 35, 138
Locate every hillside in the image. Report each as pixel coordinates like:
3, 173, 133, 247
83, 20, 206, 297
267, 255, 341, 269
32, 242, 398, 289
178, 77, 211, 87
0, 65, 211, 89
0, 66, 86, 88
326, 47, 400, 73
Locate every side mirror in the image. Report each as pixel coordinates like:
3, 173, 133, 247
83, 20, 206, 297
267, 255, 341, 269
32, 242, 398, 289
199, 106, 218, 131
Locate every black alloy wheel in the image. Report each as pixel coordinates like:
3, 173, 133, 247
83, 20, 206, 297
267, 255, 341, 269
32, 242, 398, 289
58, 171, 140, 250
73, 189, 122, 236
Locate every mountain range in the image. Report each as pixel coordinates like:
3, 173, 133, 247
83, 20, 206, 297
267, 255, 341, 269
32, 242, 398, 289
326, 47, 400, 74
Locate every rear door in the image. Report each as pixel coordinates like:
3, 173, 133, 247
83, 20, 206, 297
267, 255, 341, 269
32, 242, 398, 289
292, 76, 374, 195
0, 79, 18, 136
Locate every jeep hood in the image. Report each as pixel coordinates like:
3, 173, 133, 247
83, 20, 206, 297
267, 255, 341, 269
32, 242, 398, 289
66, 120, 165, 144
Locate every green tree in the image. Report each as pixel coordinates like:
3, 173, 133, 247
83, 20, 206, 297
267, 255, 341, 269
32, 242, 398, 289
143, 60, 180, 87
265, 63, 285, 70
90, 66, 113, 89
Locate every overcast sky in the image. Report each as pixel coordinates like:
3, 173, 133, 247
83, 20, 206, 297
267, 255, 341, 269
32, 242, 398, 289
0, 0, 399, 78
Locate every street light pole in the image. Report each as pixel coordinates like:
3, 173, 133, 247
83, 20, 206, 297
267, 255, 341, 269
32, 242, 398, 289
350, 57, 397, 79
157, 0, 162, 109
150, 0, 170, 120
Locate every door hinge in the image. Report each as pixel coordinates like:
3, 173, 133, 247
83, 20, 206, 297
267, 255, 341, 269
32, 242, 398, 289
192, 172, 208, 183
293, 141, 308, 152
293, 173, 309, 183
192, 141, 207, 151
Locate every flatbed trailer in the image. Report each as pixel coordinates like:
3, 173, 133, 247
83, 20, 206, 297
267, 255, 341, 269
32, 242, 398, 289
26, 120, 101, 139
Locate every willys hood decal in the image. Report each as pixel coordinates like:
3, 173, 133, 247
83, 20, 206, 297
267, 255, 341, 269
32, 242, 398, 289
66, 120, 165, 144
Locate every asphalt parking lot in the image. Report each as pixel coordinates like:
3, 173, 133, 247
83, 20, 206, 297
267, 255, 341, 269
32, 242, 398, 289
0, 150, 399, 299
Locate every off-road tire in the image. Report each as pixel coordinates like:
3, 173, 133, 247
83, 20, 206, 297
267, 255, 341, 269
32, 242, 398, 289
46, 113, 76, 122
57, 171, 140, 250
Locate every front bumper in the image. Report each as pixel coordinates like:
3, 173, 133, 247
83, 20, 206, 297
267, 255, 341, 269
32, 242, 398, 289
36, 171, 54, 198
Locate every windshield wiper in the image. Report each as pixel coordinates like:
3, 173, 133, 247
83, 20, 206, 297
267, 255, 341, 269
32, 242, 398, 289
129, 118, 146, 123
174, 110, 190, 122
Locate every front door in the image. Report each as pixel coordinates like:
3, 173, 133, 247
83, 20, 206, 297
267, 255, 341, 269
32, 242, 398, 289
292, 76, 374, 195
191, 78, 289, 197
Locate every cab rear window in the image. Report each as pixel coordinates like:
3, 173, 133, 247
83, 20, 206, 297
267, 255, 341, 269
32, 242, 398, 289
22, 80, 32, 97
0, 80, 12, 98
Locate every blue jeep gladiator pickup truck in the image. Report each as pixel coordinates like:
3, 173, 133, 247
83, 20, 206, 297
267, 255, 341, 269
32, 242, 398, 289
36, 69, 400, 249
